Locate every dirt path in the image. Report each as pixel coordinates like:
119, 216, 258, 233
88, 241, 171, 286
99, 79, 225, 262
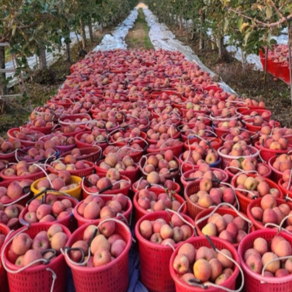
125, 8, 153, 50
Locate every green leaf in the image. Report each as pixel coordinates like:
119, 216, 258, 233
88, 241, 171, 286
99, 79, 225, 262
244, 30, 252, 46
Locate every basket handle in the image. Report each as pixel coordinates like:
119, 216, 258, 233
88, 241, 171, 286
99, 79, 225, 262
261, 254, 292, 282
264, 213, 292, 236
165, 208, 195, 230
195, 202, 253, 233
200, 235, 245, 292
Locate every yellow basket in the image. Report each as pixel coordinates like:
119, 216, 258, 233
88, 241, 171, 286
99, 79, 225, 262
31, 175, 82, 200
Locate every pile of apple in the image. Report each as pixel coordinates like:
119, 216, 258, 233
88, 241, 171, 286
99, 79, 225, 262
243, 236, 292, 276
222, 128, 256, 143
199, 212, 249, 244
1, 161, 42, 177
9, 128, 44, 143
181, 148, 219, 166
180, 123, 211, 139
135, 188, 183, 212
141, 150, 178, 177
68, 221, 128, 267
78, 130, 107, 144
249, 195, 292, 228
103, 144, 143, 157
27, 116, 53, 128
76, 193, 128, 220
173, 243, 235, 285
98, 153, 136, 172
233, 174, 281, 199
0, 203, 23, 228
16, 143, 57, 162
259, 135, 288, 150
35, 170, 78, 192
110, 128, 143, 143
271, 154, 292, 172
187, 179, 236, 208
147, 138, 182, 151
7, 224, 68, 267
219, 140, 254, 157
60, 116, 90, 125
85, 170, 130, 193
49, 155, 92, 172
241, 110, 270, 121
21, 194, 74, 224
0, 137, 22, 154
183, 163, 226, 182
30, 107, 58, 122
213, 119, 243, 130
53, 124, 84, 135
139, 213, 192, 245
63, 101, 93, 114
147, 125, 179, 141
228, 157, 270, 176
133, 178, 178, 193
40, 134, 75, 147
0, 180, 32, 204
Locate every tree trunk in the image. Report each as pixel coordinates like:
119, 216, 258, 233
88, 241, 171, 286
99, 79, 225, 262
39, 45, 47, 70
88, 19, 94, 43
0, 46, 6, 95
66, 41, 71, 63
218, 36, 225, 59
199, 10, 205, 50
80, 18, 87, 49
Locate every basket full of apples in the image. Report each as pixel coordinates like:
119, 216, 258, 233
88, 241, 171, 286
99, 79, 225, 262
63, 218, 132, 292
1, 223, 70, 292
135, 210, 195, 292
169, 236, 241, 292
238, 229, 292, 292
0, 224, 10, 292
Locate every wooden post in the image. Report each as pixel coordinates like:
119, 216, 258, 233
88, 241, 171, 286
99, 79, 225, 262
0, 45, 6, 95
39, 45, 47, 70
80, 18, 87, 49
88, 18, 94, 43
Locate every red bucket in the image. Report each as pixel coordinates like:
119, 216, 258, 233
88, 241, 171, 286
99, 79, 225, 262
1, 222, 71, 292
169, 236, 240, 292
135, 211, 195, 292
64, 219, 132, 292
246, 197, 292, 230
0, 224, 10, 292
238, 229, 292, 292
133, 187, 187, 222
60, 146, 102, 162
231, 174, 283, 214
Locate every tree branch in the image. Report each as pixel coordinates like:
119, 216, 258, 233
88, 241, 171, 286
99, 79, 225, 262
226, 7, 292, 28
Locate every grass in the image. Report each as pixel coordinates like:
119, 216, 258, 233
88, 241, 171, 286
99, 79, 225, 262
126, 8, 154, 50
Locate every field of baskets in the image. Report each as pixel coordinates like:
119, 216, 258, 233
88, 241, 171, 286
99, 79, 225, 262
1, 37, 292, 292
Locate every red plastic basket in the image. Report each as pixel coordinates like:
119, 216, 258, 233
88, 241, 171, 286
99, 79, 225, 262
131, 180, 181, 194
278, 178, 292, 199
73, 194, 132, 227
7, 128, 45, 147
1, 222, 71, 292
60, 146, 102, 162
247, 197, 292, 230
82, 174, 132, 198
169, 236, 240, 292
255, 141, 291, 163
19, 195, 78, 231
133, 188, 187, 222
0, 224, 10, 292
135, 211, 195, 292
268, 156, 286, 182
239, 109, 272, 121
184, 180, 238, 219
64, 219, 132, 292
58, 113, 92, 127
238, 229, 292, 292
194, 206, 254, 249
231, 174, 283, 214
0, 151, 17, 163
221, 132, 259, 145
